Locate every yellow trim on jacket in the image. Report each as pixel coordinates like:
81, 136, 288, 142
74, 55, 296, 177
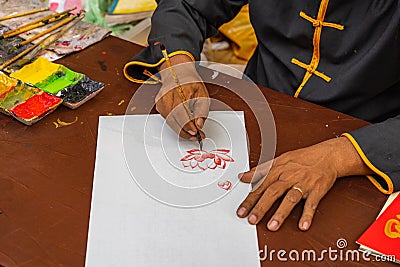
291, 0, 344, 98
123, 51, 195, 84
342, 133, 394, 194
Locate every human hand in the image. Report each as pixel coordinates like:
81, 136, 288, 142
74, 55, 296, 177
236, 137, 373, 231
156, 54, 210, 140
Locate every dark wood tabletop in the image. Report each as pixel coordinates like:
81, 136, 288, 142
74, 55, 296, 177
0, 36, 393, 267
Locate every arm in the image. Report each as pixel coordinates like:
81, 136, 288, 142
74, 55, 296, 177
123, 0, 248, 139
343, 114, 400, 194
123, 0, 248, 83
237, 115, 400, 231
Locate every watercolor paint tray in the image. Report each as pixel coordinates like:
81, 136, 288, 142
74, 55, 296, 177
11, 57, 105, 110
9, 92, 62, 126
56, 76, 105, 109
0, 74, 63, 125
1, 57, 104, 125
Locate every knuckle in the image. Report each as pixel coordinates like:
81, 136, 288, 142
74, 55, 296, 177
286, 193, 299, 205
305, 201, 318, 212
265, 186, 280, 198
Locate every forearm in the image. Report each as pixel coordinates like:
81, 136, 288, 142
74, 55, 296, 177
342, 115, 400, 194
329, 137, 373, 177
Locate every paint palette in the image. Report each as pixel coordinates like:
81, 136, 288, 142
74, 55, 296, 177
11, 57, 105, 109
0, 73, 62, 125
0, 57, 104, 125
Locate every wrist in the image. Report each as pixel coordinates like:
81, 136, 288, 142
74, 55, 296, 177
159, 55, 199, 86
159, 54, 194, 72
331, 137, 373, 177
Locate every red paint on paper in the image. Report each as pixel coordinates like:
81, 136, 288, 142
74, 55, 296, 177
218, 181, 232, 191
10, 93, 62, 120
55, 40, 71, 47
49, 2, 59, 11
180, 149, 234, 170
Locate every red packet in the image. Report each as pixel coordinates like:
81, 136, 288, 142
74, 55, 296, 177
357, 193, 400, 263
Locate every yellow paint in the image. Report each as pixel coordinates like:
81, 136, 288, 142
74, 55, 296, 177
118, 100, 125, 106
0, 74, 18, 96
384, 215, 400, 239
11, 57, 61, 85
56, 116, 79, 127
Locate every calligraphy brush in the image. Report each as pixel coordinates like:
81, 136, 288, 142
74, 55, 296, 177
0, 7, 76, 40
0, 13, 84, 72
0, 7, 50, 22
159, 43, 203, 150
17, 14, 78, 48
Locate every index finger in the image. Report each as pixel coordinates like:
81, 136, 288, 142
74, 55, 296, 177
170, 101, 199, 136
239, 160, 274, 184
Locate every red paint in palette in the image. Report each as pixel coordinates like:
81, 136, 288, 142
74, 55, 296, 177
0, 85, 15, 99
10, 93, 62, 120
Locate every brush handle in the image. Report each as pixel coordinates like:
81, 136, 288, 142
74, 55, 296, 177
0, 13, 84, 71
160, 45, 203, 148
19, 15, 77, 47
1, 7, 76, 38
160, 48, 195, 121
0, 7, 49, 22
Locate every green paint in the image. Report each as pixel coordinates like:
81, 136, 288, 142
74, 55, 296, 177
0, 83, 40, 110
34, 66, 84, 94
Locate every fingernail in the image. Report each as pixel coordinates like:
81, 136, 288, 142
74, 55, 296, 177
302, 221, 309, 230
189, 137, 197, 141
238, 172, 244, 179
248, 214, 257, 224
188, 130, 196, 135
237, 207, 246, 217
268, 220, 279, 231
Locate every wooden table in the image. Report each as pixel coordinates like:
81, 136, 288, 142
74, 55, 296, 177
0, 36, 393, 266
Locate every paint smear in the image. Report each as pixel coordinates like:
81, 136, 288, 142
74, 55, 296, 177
10, 92, 62, 120
10, 57, 60, 85
0, 26, 32, 68
56, 76, 104, 104
0, 83, 41, 111
11, 57, 85, 94
0, 74, 18, 97
35, 67, 84, 94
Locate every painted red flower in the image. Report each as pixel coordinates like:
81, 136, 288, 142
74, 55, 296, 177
180, 149, 234, 170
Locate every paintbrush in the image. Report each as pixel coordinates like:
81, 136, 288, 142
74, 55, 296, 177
0, 13, 84, 72
4, 7, 77, 35
17, 14, 78, 48
0, 7, 50, 22
0, 7, 76, 40
159, 43, 203, 150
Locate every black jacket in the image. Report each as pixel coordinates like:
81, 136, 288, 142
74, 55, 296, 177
124, 0, 400, 194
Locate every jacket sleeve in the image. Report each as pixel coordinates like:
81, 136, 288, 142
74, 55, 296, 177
342, 115, 400, 194
123, 0, 248, 84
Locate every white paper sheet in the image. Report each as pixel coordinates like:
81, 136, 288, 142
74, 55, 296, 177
85, 112, 260, 267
